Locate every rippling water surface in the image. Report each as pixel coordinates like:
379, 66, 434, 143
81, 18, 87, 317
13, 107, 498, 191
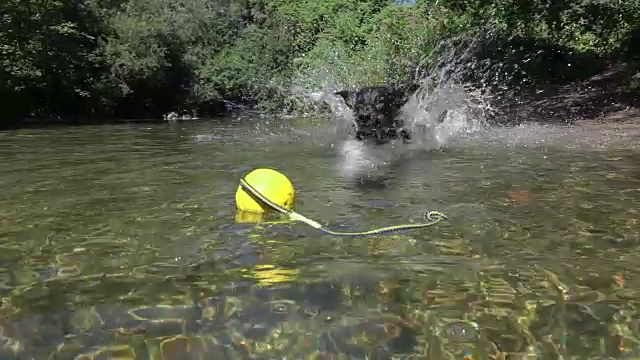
0, 118, 639, 359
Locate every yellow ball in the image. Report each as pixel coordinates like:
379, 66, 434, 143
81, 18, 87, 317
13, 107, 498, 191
235, 168, 295, 213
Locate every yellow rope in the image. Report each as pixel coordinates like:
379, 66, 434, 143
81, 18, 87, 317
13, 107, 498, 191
239, 178, 447, 237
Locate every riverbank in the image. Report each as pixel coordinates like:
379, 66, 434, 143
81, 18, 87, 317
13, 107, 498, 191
495, 61, 640, 126
4, 62, 639, 132
0, 117, 169, 131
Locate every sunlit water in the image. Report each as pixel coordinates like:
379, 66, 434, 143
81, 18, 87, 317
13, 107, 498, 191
0, 118, 639, 359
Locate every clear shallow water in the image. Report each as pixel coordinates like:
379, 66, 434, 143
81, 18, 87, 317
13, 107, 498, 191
0, 118, 639, 359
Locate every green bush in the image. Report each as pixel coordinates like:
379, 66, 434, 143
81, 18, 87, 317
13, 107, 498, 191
1, 0, 639, 124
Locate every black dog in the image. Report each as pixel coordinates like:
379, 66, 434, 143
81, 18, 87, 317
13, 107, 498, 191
334, 82, 421, 145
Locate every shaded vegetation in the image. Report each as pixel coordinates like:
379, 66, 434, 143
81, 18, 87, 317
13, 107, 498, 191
2, 0, 640, 126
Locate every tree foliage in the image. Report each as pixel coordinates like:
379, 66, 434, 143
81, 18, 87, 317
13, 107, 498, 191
1, 0, 639, 125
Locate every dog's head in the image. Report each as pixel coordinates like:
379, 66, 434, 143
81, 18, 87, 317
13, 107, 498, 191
334, 83, 420, 144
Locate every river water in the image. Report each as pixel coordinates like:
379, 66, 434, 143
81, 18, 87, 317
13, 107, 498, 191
1, 117, 639, 359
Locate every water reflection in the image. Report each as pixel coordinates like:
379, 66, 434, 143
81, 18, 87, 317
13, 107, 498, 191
0, 119, 639, 358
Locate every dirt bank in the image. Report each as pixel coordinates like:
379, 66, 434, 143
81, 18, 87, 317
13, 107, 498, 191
495, 62, 640, 127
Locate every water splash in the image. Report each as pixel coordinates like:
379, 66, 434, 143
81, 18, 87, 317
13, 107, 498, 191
284, 34, 502, 179
397, 37, 497, 150
299, 37, 498, 135
335, 139, 405, 179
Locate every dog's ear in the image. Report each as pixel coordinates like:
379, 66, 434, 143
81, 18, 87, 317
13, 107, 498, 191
334, 89, 354, 109
391, 82, 421, 109
393, 96, 411, 110
395, 82, 421, 95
